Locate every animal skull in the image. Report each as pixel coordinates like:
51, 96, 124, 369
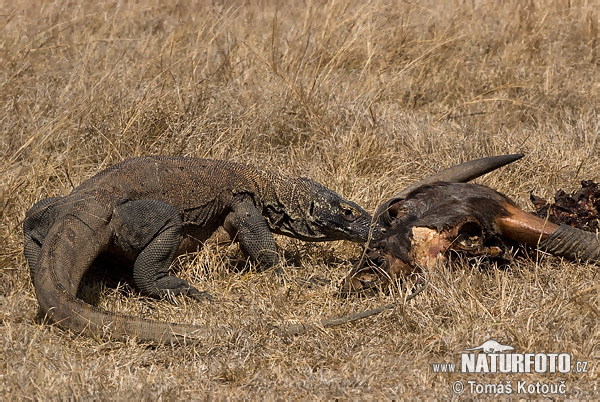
341, 155, 599, 294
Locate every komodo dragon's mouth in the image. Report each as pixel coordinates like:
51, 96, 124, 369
270, 201, 374, 243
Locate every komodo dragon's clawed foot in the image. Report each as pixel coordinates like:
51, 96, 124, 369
294, 276, 331, 288
186, 288, 214, 303
151, 276, 213, 303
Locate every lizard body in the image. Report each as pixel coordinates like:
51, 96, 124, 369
23, 156, 374, 343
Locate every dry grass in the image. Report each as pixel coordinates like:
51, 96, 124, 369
1, 0, 598, 398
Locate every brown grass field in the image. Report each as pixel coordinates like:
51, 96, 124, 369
1, 0, 598, 399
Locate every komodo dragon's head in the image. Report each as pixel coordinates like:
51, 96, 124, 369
268, 177, 377, 243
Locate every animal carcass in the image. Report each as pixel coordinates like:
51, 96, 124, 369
342, 155, 599, 293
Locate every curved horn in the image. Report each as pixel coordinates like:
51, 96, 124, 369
495, 202, 559, 246
495, 203, 600, 263
375, 154, 524, 226
538, 224, 600, 262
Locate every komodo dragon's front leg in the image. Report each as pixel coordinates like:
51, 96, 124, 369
112, 199, 212, 301
223, 196, 280, 268
112, 196, 278, 301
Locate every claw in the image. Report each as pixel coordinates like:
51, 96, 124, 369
188, 288, 214, 303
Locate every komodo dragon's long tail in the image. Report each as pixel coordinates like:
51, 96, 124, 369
32, 209, 229, 344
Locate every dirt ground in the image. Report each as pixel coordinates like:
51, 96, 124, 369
1, 0, 597, 399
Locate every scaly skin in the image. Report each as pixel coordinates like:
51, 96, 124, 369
23, 156, 375, 343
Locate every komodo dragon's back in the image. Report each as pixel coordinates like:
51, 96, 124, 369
72, 157, 271, 208
23, 156, 374, 343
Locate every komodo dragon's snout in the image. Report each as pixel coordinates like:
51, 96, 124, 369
282, 177, 376, 243
23, 156, 375, 343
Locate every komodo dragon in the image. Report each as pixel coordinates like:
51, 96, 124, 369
23, 156, 374, 343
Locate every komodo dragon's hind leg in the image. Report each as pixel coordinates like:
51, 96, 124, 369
112, 200, 212, 302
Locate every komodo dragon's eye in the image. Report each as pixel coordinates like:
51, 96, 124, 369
340, 204, 359, 220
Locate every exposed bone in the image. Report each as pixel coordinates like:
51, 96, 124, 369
344, 178, 600, 294
409, 226, 448, 268
346, 156, 599, 294
342, 182, 516, 293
